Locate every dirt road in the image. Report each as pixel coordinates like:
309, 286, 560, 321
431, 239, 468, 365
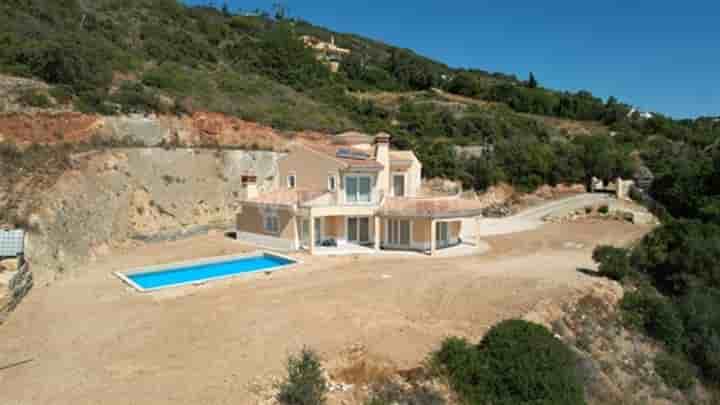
471, 193, 613, 237
0, 218, 648, 404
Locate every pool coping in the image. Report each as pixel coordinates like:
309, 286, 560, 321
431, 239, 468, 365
114, 251, 301, 293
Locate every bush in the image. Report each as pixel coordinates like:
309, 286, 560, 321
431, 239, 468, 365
632, 221, 720, 295
49, 86, 74, 105
592, 245, 634, 281
620, 288, 685, 351
432, 320, 585, 405
17, 89, 52, 108
598, 204, 610, 214
277, 347, 328, 405
654, 352, 695, 390
110, 82, 164, 114
677, 289, 720, 381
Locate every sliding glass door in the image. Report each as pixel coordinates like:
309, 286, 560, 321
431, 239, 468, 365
436, 222, 450, 249
347, 217, 370, 244
387, 219, 411, 247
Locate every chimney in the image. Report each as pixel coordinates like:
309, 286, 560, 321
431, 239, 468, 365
242, 175, 259, 200
245, 183, 258, 201
374, 132, 391, 196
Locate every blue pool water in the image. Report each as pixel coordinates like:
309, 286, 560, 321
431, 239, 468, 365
124, 254, 296, 291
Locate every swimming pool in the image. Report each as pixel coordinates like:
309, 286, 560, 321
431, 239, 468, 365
116, 252, 298, 292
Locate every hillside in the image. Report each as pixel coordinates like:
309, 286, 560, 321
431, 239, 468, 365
2, 2, 720, 404
2, 0, 718, 189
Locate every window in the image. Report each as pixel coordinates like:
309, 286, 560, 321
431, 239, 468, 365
387, 219, 410, 246
287, 174, 296, 189
263, 213, 280, 234
346, 175, 372, 203
328, 174, 337, 191
393, 174, 405, 197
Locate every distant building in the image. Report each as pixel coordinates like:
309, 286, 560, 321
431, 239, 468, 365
301, 35, 351, 73
627, 108, 653, 120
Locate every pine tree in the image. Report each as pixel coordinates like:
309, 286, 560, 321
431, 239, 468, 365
528, 72, 538, 89
221, 1, 231, 17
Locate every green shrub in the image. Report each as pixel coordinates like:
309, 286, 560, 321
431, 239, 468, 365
632, 221, 720, 295
654, 352, 695, 390
142, 64, 195, 93
620, 288, 685, 351
18, 89, 52, 108
677, 289, 720, 381
49, 86, 74, 104
277, 347, 327, 405
110, 82, 163, 114
645, 298, 686, 352
592, 245, 635, 281
432, 320, 585, 405
598, 204, 610, 214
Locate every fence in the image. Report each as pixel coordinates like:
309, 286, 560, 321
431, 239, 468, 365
0, 229, 25, 257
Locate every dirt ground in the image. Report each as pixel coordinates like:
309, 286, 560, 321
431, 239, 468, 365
0, 221, 650, 405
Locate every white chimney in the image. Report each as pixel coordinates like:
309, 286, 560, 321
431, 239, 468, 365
374, 133, 391, 196
245, 183, 258, 201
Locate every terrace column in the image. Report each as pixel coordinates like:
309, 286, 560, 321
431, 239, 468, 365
373, 216, 381, 251
430, 219, 437, 256
476, 217, 482, 248
309, 216, 316, 255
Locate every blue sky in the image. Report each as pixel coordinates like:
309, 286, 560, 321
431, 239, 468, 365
186, 1, 720, 119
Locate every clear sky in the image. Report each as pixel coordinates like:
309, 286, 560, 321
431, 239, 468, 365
186, 0, 720, 119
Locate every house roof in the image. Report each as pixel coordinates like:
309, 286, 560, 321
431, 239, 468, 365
333, 131, 374, 145
247, 189, 328, 207
380, 197, 485, 219
389, 151, 417, 170
302, 142, 384, 170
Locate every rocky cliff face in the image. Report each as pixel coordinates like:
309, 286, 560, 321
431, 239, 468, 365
22, 147, 281, 278
1, 110, 295, 278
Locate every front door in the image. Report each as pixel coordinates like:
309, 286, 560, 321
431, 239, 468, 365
347, 217, 370, 244
436, 222, 449, 249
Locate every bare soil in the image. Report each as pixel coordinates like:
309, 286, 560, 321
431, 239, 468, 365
0, 221, 650, 404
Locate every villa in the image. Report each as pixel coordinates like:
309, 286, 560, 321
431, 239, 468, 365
235, 132, 485, 255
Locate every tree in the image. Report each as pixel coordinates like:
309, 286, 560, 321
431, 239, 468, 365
432, 320, 586, 405
528, 72, 539, 89
273, 2, 287, 20
593, 245, 634, 281
221, 1, 231, 17
277, 347, 328, 405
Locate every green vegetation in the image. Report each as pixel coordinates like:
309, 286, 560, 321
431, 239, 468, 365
2, 0, 717, 191
654, 352, 696, 390
276, 347, 328, 405
592, 245, 632, 281
17, 89, 52, 108
431, 320, 585, 405
594, 219, 720, 386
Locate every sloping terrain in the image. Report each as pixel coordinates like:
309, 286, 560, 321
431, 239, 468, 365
0, 220, 652, 405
